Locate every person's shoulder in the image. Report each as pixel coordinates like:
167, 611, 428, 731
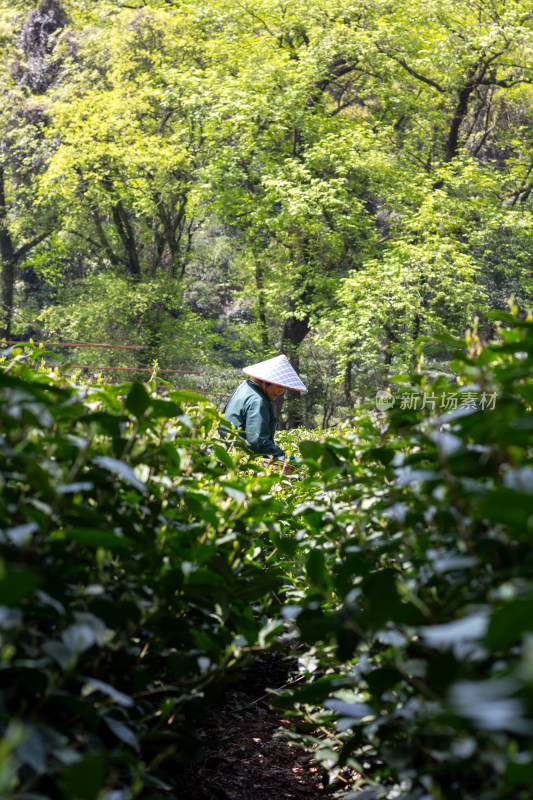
225, 381, 248, 411
243, 382, 267, 406
229, 381, 255, 403
232, 381, 248, 396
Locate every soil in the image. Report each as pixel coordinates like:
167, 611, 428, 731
177, 654, 338, 800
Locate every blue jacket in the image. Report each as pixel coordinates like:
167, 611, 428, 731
224, 380, 285, 460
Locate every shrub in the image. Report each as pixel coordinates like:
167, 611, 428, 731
275, 314, 533, 799
0, 355, 284, 799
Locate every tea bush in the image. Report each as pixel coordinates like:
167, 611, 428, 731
276, 314, 533, 799
0, 350, 286, 799
4, 317, 533, 800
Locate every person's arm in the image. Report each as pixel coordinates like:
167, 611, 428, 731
243, 395, 285, 459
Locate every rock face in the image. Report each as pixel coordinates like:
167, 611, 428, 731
14, 0, 68, 92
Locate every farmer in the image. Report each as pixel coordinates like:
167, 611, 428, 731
223, 354, 307, 469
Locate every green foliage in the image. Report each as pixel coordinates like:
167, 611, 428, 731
0, 348, 286, 798
5, 312, 533, 799
2, 0, 533, 408
3, 1, 533, 794
36, 272, 214, 374
274, 315, 533, 798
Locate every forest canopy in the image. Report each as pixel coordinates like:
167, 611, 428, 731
1, 0, 532, 422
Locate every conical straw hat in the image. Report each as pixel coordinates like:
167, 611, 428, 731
243, 354, 308, 392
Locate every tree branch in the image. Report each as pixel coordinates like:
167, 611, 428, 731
379, 49, 445, 93
232, 1, 276, 36
14, 232, 49, 263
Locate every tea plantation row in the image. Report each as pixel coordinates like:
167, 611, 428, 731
2, 315, 533, 800
0, 348, 286, 799
276, 314, 533, 800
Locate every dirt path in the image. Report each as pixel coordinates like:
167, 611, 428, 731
178, 655, 333, 800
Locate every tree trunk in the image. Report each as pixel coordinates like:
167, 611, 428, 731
0, 242, 15, 340
255, 263, 269, 348
110, 199, 140, 278
158, 195, 188, 281
444, 81, 475, 162
102, 176, 140, 278
0, 166, 16, 339
91, 205, 123, 269
280, 312, 310, 429
383, 324, 400, 369
344, 359, 353, 405
0, 166, 50, 339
